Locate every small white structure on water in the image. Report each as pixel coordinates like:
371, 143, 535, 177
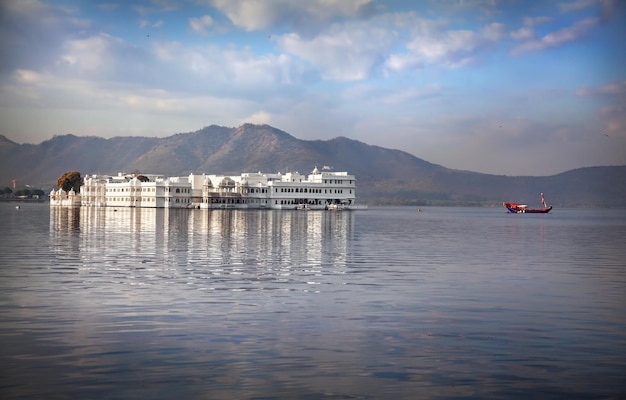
49, 188, 81, 207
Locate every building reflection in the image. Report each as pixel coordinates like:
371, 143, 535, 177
49, 206, 82, 267
49, 208, 353, 280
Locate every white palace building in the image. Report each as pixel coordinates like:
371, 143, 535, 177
50, 167, 365, 210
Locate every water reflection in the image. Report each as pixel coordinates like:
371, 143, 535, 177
2, 205, 622, 399
49, 207, 353, 291
38, 208, 363, 399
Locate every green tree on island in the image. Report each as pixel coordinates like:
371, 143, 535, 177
56, 171, 83, 192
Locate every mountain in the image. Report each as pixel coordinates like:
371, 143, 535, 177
1, 124, 624, 207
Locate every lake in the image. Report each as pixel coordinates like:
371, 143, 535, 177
1, 203, 625, 399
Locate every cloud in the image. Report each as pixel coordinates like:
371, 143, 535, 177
209, 0, 373, 34
598, 0, 621, 21
511, 27, 534, 40
599, 104, 626, 137
510, 17, 599, 56
0, 66, 265, 134
577, 81, 626, 137
132, 0, 179, 16
1, 0, 623, 174
559, 0, 621, 22
91, 35, 303, 97
59, 33, 157, 84
576, 80, 626, 97
189, 15, 215, 34
1, 68, 107, 109
14, 69, 43, 85
0, 0, 304, 112
278, 20, 395, 81
160, 44, 301, 94
427, 0, 503, 16
2, 0, 302, 96
98, 3, 119, 12
381, 84, 443, 104
386, 22, 506, 71
241, 110, 272, 125
0, 0, 91, 74
523, 16, 554, 27
511, 15, 554, 40
338, 82, 443, 106
558, 0, 598, 13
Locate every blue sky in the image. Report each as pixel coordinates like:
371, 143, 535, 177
0, 0, 624, 175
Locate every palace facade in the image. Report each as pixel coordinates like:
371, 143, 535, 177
50, 167, 364, 210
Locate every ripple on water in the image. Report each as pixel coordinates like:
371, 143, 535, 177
0, 205, 625, 399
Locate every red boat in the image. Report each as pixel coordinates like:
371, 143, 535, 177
503, 193, 552, 214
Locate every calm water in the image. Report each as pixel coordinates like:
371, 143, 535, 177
0, 203, 625, 399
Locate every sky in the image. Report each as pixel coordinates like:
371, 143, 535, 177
0, 0, 625, 176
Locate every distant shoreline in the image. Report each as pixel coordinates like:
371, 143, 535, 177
0, 197, 47, 203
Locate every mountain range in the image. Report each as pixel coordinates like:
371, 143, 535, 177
1, 123, 625, 207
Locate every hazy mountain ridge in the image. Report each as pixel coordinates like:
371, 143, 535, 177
1, 125, 624, 207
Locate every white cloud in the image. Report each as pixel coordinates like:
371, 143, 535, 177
209, 0, 372, 33
14, 69, 43, 84
222, 50, 296, 87
139, 18, 164, 29
278, 12, 506, 80
189, 15, 215, 34
510, 17, 599, 56
511, 17, 553, 41
511, 27, 534, 40
58, 29, 302, 97
387, 22, 505, 71
279, 21, 395, 81
558, 0, 598, 13
523, 16, 554, 27
0, 0, 91, 74
62, 34, 117, 72
241, 110, 272, 125
168, 45, 301, 92
1, 65, 265, 134
576, 80, 626, 97
132, 0, 179, 16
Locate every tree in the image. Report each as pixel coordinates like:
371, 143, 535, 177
56, 171, 83, 192
136, 175, 150, 182
3, 187, 12, 195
